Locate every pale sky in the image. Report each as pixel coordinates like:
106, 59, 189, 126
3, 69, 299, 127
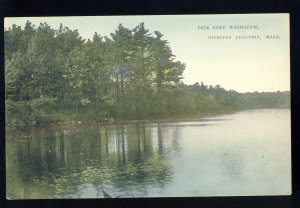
4, 14, 290, 93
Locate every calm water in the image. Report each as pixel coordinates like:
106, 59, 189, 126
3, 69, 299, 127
6, 109, 291, 199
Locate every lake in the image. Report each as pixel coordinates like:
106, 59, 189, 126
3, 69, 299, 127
6, 109, 291, 199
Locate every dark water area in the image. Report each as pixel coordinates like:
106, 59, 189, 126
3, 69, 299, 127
6, 109, 291, 198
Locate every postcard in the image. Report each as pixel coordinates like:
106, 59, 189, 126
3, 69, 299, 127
4, 14, 290, 199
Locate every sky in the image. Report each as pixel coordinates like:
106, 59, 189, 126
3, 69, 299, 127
4, 14, 290, 93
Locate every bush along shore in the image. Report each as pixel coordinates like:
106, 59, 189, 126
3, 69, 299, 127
5, 21, 290, 126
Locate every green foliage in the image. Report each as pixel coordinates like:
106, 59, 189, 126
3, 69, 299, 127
5, 97, 56, 125
238, 91, 290, 109
4, 21, 290, 125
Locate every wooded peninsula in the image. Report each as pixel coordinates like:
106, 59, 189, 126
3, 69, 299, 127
5, 21, 290, 125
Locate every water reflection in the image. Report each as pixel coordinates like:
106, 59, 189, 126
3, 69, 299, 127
6, 109, 291, 198
6, 124, 172, 198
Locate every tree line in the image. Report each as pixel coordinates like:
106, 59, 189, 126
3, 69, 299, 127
4, 21, 290, 125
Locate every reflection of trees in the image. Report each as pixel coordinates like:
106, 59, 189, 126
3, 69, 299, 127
169, 125, 182, 156
155, 122, 182, 158
157, 122, 163, 154
6, 123, 171, 199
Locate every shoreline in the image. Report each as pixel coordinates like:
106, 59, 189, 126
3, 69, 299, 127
5, 110, 238, 137
5, 108, 289, 138
6, 110, 236, 127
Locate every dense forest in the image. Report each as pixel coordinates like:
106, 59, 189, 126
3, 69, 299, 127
5, 21, 290, 125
